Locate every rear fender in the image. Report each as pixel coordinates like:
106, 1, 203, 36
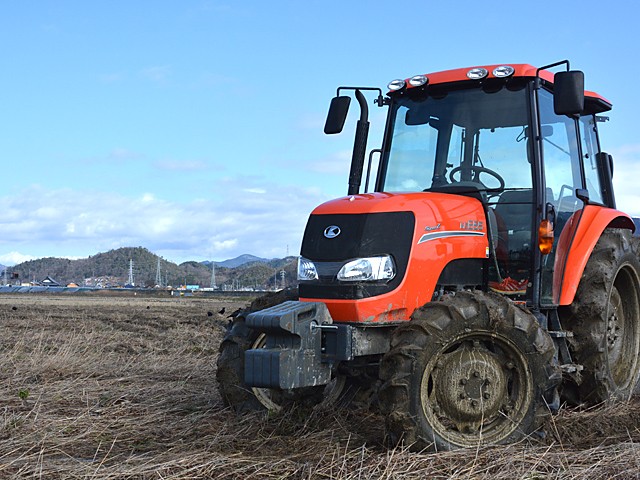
556, 205, 634, 305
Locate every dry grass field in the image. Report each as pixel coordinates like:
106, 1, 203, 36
1, 293, 640, 479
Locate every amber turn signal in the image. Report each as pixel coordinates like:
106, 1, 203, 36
538, 219, 554, 254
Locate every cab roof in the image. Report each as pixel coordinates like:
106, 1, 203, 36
399, 63, 611, 113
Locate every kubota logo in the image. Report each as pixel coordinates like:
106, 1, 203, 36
324, 225, 341, 239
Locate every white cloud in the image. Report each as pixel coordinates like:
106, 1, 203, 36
99, 72, 125, 84
213, 239, 238, 252
243, 188, 266, 194
0, 252, 36, 266
83, 148, 145, 164
141, 65, 172, 83
0, 180, 328, 264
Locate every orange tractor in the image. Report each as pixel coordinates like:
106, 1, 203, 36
217, 61, 640, 450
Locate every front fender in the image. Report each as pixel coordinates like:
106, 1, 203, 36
555, 205, 634, 305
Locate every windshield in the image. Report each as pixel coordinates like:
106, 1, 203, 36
381, 82, 533, 194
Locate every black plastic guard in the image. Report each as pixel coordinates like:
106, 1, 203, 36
244, 301, 334, 389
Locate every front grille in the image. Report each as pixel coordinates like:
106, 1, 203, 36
299, 211, 414, 300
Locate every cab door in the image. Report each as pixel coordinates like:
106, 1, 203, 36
537, 88, 586, 305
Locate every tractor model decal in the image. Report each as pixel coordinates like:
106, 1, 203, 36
417, 230, 485, 244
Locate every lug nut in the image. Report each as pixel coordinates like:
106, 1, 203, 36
473, 371, 480, 378
483, 392, 491, 399
460, 378, 467, 385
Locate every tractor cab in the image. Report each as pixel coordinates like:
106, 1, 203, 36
380, 73, 535, 298
363, 63, 618, 307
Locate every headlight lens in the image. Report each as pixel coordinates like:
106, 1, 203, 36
409, 75, 428, 87
337, 255, 396, 282
297, 257, 318, 281
493, 65, 515, 78
466, 67, 488, 80
387, 79, 406, 91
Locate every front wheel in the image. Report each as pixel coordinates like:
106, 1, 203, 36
379, 291, 558, 451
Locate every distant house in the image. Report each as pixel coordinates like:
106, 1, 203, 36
41, 276, 61, 287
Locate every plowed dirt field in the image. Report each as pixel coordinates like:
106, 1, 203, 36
1, 293, 639, 479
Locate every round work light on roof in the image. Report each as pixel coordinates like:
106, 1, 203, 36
466, 68, 488, 80
493, 65, 515, 78
387, 79, 406, 91
409, 75, 428, 87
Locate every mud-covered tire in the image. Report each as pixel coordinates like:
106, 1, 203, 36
216, 288, 299, 412
379, 291, 558, 451
560, 228, 640, 405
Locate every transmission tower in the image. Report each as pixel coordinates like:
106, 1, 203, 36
155, 258, 162, 287
127, 259, 135, 286
210, 262, 217, 289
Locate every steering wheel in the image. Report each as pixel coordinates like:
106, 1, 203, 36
448, 165, 506, 192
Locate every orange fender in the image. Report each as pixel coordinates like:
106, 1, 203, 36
555, 205, 635, 305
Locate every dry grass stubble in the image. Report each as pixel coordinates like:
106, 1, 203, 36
1, 293, 640, 479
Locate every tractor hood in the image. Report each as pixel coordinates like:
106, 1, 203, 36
299, 192, 489, 323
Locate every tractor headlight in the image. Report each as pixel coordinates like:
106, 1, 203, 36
387, 79, 406, 91
336, 255, 396, 282
297, 257, 318, 281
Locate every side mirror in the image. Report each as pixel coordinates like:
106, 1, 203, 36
554, 71, 584, 116
324, 96, 351, 134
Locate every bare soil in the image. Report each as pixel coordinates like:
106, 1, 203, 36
1, 293, 640, 479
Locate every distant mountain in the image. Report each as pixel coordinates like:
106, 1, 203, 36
9, 248, 297, 290
205, 254, 273, 269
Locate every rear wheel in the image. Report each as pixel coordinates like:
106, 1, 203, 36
379, 291, 557, 451
561, 228, 640, 404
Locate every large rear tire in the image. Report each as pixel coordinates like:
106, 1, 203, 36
379, 291, 558, 451
560, 228, 640, 405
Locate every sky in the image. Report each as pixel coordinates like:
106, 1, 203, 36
2, 1, 640, 266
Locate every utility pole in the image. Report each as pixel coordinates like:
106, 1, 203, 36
210, 262, 217, 289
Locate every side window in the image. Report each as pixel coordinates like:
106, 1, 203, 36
538, 88, 583, 304
539, 90, 582, 212
579, 115, 604, 205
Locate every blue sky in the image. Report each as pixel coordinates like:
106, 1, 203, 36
1, 1, 640, 266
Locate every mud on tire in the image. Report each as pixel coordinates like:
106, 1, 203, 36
560, 228, 640, 405
378, 291, 558, 451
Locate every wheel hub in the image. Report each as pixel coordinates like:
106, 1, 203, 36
433, 346, 507, 423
